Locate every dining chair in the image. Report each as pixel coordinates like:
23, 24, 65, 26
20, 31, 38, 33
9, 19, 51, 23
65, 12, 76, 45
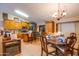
77, 45, 79, 56
40, 36, 56, 56
65, 36, 77, 56
70, 44, 79, 56
56, 33, 77, 56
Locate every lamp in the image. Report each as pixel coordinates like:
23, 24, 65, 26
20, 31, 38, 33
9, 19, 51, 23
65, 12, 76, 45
52, 3, 66, 20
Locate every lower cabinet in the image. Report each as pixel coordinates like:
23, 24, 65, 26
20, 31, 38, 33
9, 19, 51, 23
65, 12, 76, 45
2, 40, 21, 56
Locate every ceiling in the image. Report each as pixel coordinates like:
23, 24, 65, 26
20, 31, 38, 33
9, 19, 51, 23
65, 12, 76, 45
0, 3, 79, 24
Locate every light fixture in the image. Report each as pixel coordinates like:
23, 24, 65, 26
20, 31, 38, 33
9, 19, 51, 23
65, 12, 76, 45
15, 10, 29, 18
52, 3, 66, 20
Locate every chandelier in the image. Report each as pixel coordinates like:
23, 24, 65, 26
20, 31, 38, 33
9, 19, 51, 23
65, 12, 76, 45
52, 3, 66, 20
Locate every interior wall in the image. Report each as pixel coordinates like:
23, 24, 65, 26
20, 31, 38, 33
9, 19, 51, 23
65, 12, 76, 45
58, 21, 79, 41
75, 22, 79, 43
0, 12, 23, 30
0, 12, 3, 29
62, 23, 75, 38
8, 14, 17, 20
0, 12, 15, 30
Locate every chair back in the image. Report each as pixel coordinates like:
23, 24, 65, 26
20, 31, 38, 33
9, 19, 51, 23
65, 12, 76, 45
40, 36, 48, 52
66, 33, 77, 48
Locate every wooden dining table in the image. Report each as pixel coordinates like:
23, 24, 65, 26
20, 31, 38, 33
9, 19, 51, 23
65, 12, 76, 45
48, 39, 66, 45
47, 39, 66, 55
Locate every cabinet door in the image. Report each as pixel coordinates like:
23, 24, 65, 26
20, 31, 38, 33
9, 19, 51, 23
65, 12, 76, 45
4, 20, 16, 29
15, 22, 22, 29
4, 20, 10, 29
45, 21, 55, 33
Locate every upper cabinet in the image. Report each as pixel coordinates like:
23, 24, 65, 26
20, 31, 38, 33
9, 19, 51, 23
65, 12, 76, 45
45, 20, 55, 34
4, 19, 29, 30
15, 22, 22, 29
21, 21, 29, 29
4, 20, 16, 29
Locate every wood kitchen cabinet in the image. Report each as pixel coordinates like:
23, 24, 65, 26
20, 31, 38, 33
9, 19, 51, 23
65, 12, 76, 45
4, 19, 30, 30
4, 20, 16, 29
2, 40, 21, 56
45, 20, 55, 34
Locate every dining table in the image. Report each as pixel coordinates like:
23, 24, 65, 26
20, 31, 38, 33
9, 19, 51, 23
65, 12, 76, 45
47, 39, 66, 56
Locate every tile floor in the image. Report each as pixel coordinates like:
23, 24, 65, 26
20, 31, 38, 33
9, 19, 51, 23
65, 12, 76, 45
17, 40, 42, 56
16, 40, 78, 56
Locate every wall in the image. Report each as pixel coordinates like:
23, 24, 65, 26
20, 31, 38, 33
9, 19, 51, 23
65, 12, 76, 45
54, 16, 79, 23
8, 14, 17, 20
0, 12, 30, 27
57, 21, 79, 48
0, 12, 3, 29
0, 36, 3, 56
58, 21, 79, 44
75, 22, 79, 43
58, 22, 76, 38
0, 12, 16, 30
55, 16, 79, 37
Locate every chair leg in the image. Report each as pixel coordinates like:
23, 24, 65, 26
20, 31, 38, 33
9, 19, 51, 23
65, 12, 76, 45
41, 48, 43, 56
46, 53, 48, 56
77, 45, 79, 56
78, 49, 79, 56
70, 52, 73, 56
46, 50, 48, 56
55, 48, 58, 56
70, 49, 74, 56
